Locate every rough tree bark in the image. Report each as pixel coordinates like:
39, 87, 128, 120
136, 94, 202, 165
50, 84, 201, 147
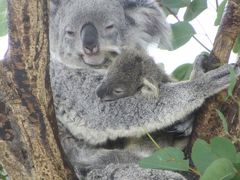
189, 0, 240, 150
0, 0, 76, 179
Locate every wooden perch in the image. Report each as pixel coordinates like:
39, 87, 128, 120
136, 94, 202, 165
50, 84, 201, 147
0, 0, 76, 179
189, 0, 240, 150
210, 0, 240, 63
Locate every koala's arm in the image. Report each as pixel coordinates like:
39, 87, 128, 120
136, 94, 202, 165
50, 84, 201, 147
51, 58, 240, 145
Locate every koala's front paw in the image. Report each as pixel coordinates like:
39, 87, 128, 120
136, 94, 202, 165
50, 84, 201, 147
190, 52, 221, 80
200, 63, 240, 97
165, 114, 194, 137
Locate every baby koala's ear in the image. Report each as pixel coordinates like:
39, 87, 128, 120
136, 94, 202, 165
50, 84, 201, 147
141, 78, 159, 98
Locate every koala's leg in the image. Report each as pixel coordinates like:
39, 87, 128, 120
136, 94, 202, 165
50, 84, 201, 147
58, 124, 142, 177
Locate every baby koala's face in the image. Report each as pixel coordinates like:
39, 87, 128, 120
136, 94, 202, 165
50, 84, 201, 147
96, 51, 142, 101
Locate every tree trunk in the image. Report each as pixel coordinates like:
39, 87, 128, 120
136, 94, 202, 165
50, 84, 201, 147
0, 0, 76, 179
189, 0, 240, 150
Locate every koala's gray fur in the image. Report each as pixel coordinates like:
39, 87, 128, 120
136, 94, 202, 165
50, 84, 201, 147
96, 47, 172, 101
51, 52, 240, 178
50, 0, 171, 70
49, 0, 240, 179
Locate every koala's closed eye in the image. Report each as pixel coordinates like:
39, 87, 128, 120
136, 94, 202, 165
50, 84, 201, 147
113, 87, 125, 96
105, 24, 114, 30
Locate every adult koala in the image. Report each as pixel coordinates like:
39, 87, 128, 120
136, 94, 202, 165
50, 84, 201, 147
49, 0, 240, 179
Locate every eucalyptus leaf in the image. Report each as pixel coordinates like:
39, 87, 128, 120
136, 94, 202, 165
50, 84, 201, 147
201, 158, 237, 180
236, 153, 240, 164
161, 0, 191, 8
192, 139, 218, 175
214, 0, 227, 26
162, 7, 179, 17
0, 0, 7, 36
0, 18, 7, 36
0, 0, 7, 12
233, 35, 240, 54
210, 137, 236, 163
170, 22, 196, 50
216, 109, 229, 134
139, 147, 189, 171
184, 0, 207, 21
171, 63, 193, 81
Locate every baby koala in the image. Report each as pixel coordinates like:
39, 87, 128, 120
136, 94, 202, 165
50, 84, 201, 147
96, 47, 172, 101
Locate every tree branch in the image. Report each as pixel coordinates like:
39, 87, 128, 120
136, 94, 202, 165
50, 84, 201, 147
189, 0, 240, 150
210, 0, 240, 63
0, 0, 76, 178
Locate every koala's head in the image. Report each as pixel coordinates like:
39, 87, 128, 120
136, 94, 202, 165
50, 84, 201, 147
50, 0, 171, 70
96, 48, 143, 101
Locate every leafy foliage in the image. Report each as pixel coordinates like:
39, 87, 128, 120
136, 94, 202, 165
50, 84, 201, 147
0, 165, 7, 180
170, 22, 196, 50
171, 63, 193, 81
161, 0, 191, 8
140, 137, 240, 180
233, 35, 240, 54
139, 147, 189, 171
184, 0, 207, 21
161, 0, 209, 50
216, 109, 229, 134
191, 139, 218, 175
201, 158, 237, 180
0, 0, 7, 36
214, 0, 227, 26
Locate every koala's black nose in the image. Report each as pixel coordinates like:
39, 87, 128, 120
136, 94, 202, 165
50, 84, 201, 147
81, 23, 99, 55
96, 85, 105, 99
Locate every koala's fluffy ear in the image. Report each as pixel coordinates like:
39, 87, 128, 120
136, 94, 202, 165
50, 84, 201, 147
50, 0, 60, 16
141, 78, 159, 98
121, 0, 172, 49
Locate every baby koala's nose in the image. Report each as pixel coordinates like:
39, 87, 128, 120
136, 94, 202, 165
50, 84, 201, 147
96, 85, 105, 99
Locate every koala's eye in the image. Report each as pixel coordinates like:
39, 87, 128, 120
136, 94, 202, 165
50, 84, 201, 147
113, 87, 125, 95
65, 28, 75, 37
105, 24, 114, 30
66, 31, 75, 36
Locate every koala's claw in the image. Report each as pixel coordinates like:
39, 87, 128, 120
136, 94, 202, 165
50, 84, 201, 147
165, 117, 194, 137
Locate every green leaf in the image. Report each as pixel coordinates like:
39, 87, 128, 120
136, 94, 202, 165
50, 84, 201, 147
201, 158, 237, 180
210, 137, 237, 163
216, 110, 229, 134
232, 175, 240, 180
0, 18, 7, 36
236, 153, 240, 163
227, 66, 237, 98
170, 22, 196, 50
161, 0, 191, 8
0, 0, 7, 36
139, 147, 189, 171
162, 7, 179, 17
214, 0, 227, 26
0, 0, 7, 12
233, 35, 240, 54
171, 63, 193, 81
234, 153, 240, 170
184, 0, 207, 21
192, 139, 218, 175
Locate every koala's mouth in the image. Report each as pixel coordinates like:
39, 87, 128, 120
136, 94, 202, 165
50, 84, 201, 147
81, 54, 112, 69
81, 51, 117, 68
